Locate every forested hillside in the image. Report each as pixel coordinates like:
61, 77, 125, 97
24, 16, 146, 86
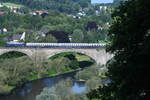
0, 0, 112, 44
0, 0, 90, 14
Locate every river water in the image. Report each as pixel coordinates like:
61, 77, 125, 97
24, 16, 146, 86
0, 71, 86, 100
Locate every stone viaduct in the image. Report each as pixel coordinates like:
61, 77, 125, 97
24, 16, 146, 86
0, 47, 113, 65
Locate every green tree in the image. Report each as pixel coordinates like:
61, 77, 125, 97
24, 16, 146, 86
19, 6, 30, 14
44, 34, 58, 43
0, 35, 6, 47
71, 29, 84, 43
36, 88, 60, 100
36, 79, 73, 100
75, 65, 100, 80
86, 77, 102, 92
50, 57, 71, 73
85, 30, 100, 43
87, 0, 150, 100
0, 56, 34, 86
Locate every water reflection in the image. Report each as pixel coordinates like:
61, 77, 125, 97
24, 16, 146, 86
0, 72, 86, 100
72, 83, 86, 94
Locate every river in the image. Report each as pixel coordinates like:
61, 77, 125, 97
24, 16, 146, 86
0, 71, 86, 100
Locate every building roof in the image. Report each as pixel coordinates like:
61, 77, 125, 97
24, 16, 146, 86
46, 30, 70, 43
0, 11, 6, 15
12, 34, 22, 40
40, 29, 49, 34
36, 10, 43, 15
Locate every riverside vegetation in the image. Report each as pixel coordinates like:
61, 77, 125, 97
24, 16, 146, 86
36, 64, 107, 100
0, 51, 95, 95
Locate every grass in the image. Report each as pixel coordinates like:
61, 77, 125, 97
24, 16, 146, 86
28, 75, 38, 81
3, 3, 23, 8
48, 69, 57, 76
75, 54, 92, 62
63, 67, 72, 72
49, 52, 93, 62
7, 85, 15, 89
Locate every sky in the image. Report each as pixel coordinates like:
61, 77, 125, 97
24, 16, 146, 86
91, 0, 114, 4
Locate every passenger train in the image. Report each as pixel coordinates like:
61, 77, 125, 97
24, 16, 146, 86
6, 42, 106, 48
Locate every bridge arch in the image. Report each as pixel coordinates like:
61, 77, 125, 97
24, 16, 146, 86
47, 51, 96, 62
0, 48, 113, 65
0, 48, 33, 58
43, 48, 112, 65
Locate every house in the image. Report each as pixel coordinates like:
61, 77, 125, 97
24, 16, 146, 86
29, 12, 37, 15
95, 10, 99, 16
6, 6, 19, 13
11, 34, 22, 42
66, 14, 72, 17
6, 6, 18, 10
98, 25, 103, 30
72, 15, 81, 19
0, 11, 6, 15
68, 35, 72, 41
84, 8, 89, 11
78, 12, 86, 17
3, 37, 9, 41
99, 6, 108, 11
36, 10, 43, 15
0, 27, 7, 34
3, 28, 7, 32
38, 29, 49, 37
20, 31, 26, 41
0, 3, 3, 7
11, 31, 26, 42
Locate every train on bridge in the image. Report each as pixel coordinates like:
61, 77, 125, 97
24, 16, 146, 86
6, 42, 106, 48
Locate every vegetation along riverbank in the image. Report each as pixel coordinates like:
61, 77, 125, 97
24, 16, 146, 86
0, 51, 95, 95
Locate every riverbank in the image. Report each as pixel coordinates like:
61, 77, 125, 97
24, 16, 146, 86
0, 68, 82, 96
0, 51, 94, 96
0, 69, 88, 100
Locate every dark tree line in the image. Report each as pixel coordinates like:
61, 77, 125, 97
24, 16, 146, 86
87, 0, 150, 99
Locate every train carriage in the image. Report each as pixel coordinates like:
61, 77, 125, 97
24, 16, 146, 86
6, 42, 106, 48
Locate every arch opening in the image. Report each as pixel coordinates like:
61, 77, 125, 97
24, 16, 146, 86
0, 51, 29, 59
48, 52, 96, 68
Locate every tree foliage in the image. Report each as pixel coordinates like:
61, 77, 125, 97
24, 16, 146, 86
0, 0, 80, 14
71, 29, 84, 43
87, 0, 150, 99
